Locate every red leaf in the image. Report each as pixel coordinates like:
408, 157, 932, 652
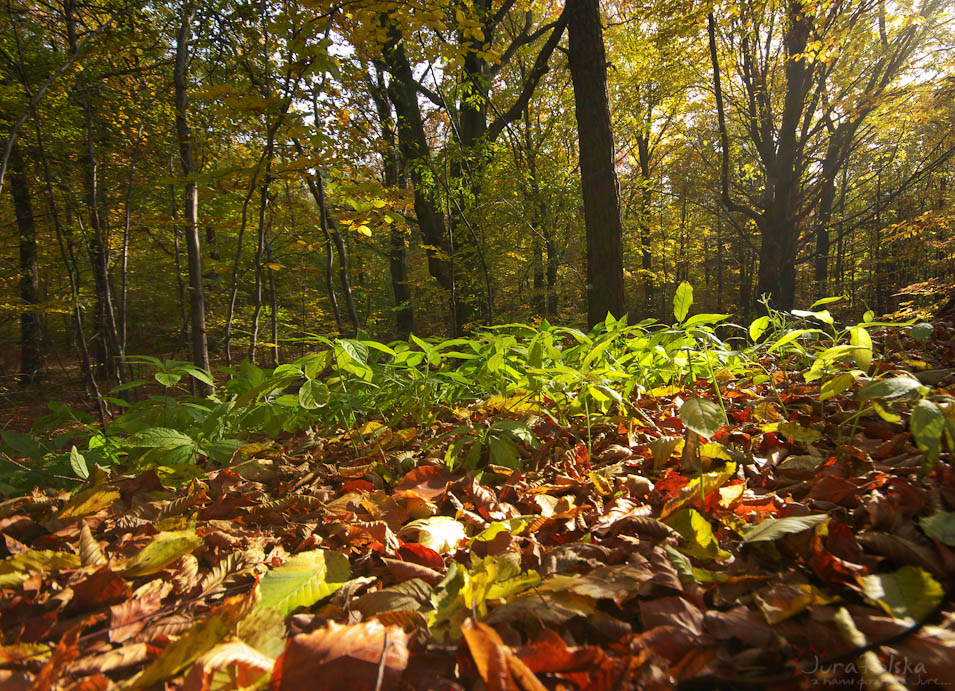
397, 543, 444, 570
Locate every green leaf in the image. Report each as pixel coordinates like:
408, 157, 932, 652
910, 322, 934, 341
683, 313, 729, 329
665, 508, 730, 561
69, 446, 89, 480
338, 339, 368, 365
776, 422, 822, 443
400, 516, 467, 554
749, 316, 770, 342
673, 281, 693, 323
487, 435, 520, 468
410, 333, 432, 354
920, 511, 955, 546
910, 399, 944, 467
809, 295, 845, 310
126, 427, 196, 450
255, 549, 350, 617
298, 379, 330, 410
768, 329, 823, 353
860, 566, 943, 622
108, 379, 149, 393
155, 372, 182, 387
122, 529, 203, 577
820, 372, 856, 401
180, 366, 215, 387
741, 514, 828, 542
849, 326, 873, 370
854, 376, 923, 401
792, 309, 834, 326
679, 397, 725, 438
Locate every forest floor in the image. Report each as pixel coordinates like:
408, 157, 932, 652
1, 322, 955, 690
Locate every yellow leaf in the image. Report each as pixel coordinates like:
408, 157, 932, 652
0, 550, 81, 588
121, 529, 203, 577
57, 487, 120, 520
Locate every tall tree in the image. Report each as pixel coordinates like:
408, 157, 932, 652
6, 142, 41, 385
708, 0, 947, 309
174, 1, 211, 391
566, 0, 624, 326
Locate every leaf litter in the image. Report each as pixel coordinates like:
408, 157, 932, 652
1, 344, 955, 690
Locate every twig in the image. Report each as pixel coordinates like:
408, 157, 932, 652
0, 451, 82, 483
374, 629, 390, 691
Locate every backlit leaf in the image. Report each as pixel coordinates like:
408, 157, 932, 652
673, 281, 693, 323
255, 549, 350, 617
680, 397, 725, 438
122, 529, 203, 577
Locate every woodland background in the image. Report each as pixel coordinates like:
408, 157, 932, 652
1, 0, 953, 390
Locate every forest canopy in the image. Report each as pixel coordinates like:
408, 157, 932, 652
1, 0, 953, 386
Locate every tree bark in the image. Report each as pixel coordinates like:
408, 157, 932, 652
174, 1, 212, 393
369, 68, 414, 337
7, 143, 42, 386
566, 0, 625, 327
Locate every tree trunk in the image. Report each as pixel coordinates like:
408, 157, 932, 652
381, 27, 453, 297
566, 0, 625, 327
636, 134, 654, 317
7, 143, 42, 386
369, 68, 414, 337
174, 1, 212, 393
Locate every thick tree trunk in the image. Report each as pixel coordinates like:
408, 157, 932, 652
174, 1, 212, 393
7, 143, 42, 386
754, 1, 810, 311
566, 0, 625, 327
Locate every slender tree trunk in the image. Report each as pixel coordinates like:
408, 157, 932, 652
389, 227, 413, 338
67, 0, 123, 383
302, 171, 344, 334
637, 135, 654, 317
566, 0, 625, 327
715, 203, 724, 308
316, 174, 361, 335
545, 234, 559, 318
224, 159, 263, 365
174, 1, 212, 393
249, 166, 271, 363
7, 143, 42, 386
369, 69, 415, 337
266, 232, 279, 367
